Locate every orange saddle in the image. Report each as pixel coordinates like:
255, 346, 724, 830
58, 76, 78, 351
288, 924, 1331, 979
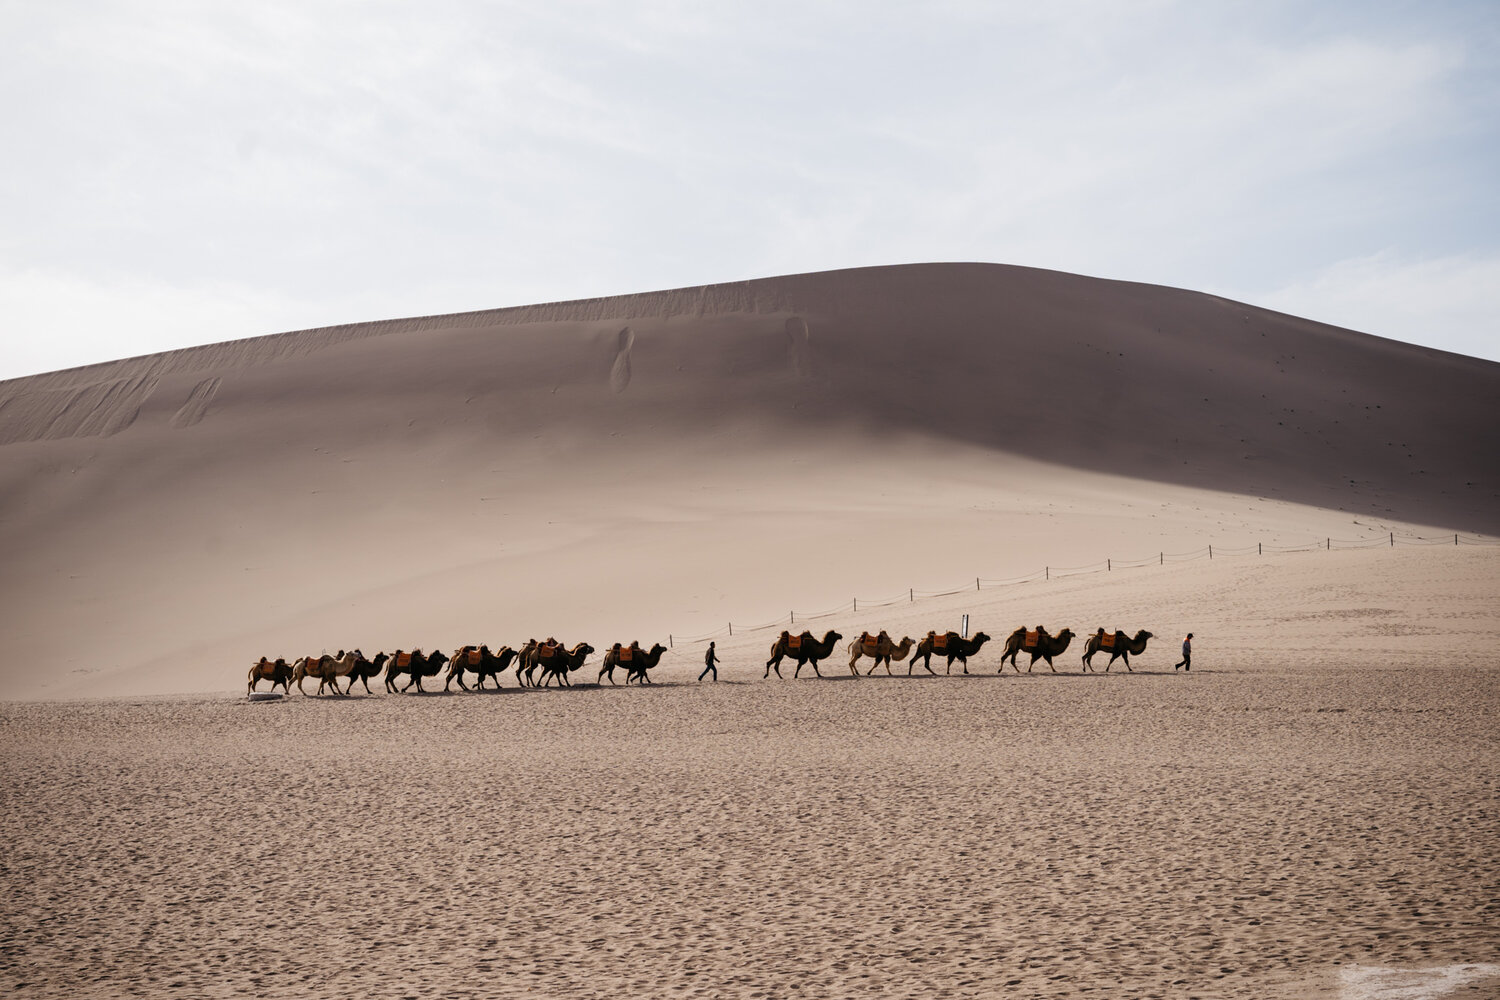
1024, 630, 1041, 649
1100, 632, 1117, 649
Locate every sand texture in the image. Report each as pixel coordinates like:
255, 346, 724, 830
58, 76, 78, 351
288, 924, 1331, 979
2, 545, 1497, 999
1, 262, 1497, 997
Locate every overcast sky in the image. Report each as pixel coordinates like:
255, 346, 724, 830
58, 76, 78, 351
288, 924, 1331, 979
2, 0, 1497, 379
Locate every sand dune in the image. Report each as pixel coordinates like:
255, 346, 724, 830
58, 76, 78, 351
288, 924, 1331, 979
0, 263, 1495, 700
2, 262, 1498, 997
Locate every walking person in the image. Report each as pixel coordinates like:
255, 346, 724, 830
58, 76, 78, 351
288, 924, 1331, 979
699, 641, 720, 683
1175, 633, 1193, 671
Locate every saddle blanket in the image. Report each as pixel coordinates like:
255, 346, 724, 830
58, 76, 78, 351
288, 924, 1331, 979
1024, 630, 1041, 649
932, 634, 950, 650
618, 646, 635, 662
1100, 632, 1117, 649
467, 649, 482, 665
787, 635, 803, 650
861, 637, 881, 653
396, 652, 412, 668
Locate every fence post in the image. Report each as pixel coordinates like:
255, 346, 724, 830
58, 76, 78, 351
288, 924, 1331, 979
910, 588, 913, 603
1390, 532, 1394, 547
1258, 542, 1262, 555
1456, 533, 1460, 546
1327, 537, 1330, 550
728, 622, 732, 636
1160, 552, 1163, 565
853, 598, 857, 612
790, 611, 794, 625
1209, 545, 1213, 559
1046, 566, 1050, 580
1107, 559, 1111, 572
669, 634, 673, 648
975, 577, 980, 591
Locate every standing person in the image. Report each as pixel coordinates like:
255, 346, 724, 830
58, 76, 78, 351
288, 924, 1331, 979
1175, 633, 1193, 671
699, 641, 720, 683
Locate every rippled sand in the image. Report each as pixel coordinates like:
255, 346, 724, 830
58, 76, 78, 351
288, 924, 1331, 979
3, 651, 1496, 999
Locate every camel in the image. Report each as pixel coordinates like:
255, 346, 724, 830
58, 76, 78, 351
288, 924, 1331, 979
342, 651, 389, 695
292, 651, 343, 695
533, 642, 594, 687
1081, 629, 1154, 673
764, 630, 843, 679
519, 638, 576, 687
847, 631, 916, 676
445, 644, 517, 691
383, 648, 451, 694
598, 642, 668, 685
909, 631, 992, 675
247, 657, 292, 695
522, 641, 591, 689
316, 649, 370, 696
999, 627, 1076, 673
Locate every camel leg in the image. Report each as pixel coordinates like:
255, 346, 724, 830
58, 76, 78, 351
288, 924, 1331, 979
1122, 653, 1133, 672
961, 657, 970, 675
810, 660, 823, 678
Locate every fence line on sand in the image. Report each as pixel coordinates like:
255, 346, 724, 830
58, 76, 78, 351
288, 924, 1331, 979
664, 531, 1500, 647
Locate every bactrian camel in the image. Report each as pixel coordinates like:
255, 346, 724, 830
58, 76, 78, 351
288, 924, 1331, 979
1081, 629, 1154, 672
383, 648, 451, 694
446, 644, 517, 691
292, 651, 344, 695
764, 630, 843, 679
847, 632, 916, 676
317, 649, 371, 696
248, 657, 292, 695
999, 627, 1076, 673
598, 642, 668, 685
909, 631, 992, 675
343, 651, 389, 695
531, 642, 594, 687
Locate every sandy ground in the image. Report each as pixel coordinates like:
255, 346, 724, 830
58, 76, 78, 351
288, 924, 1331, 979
3, 545, 1496, 1000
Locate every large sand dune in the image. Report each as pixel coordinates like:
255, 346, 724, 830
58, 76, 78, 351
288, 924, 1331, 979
0, 262, 1495, 699
2, 263, 1498, 997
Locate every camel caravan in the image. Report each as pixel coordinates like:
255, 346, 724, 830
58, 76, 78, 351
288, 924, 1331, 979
247, 625, 1165, 696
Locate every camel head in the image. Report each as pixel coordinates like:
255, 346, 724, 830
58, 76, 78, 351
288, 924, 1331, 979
971, 631, 990, 644
1135, 630, 1153, 641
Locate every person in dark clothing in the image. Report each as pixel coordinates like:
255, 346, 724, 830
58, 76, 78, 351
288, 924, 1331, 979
699, 641, 720, 683
1175, 633, 1193, 671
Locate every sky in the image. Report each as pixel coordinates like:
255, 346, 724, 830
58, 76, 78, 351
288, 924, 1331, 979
2, 0, 1497, 380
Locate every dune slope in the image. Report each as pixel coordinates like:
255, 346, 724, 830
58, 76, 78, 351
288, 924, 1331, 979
0, 262, 1494, 698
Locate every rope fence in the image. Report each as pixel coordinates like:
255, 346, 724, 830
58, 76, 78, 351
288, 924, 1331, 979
665, 531, 1500, 648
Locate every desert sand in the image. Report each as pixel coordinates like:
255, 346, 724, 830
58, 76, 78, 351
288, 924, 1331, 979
1, 263, 1497, 997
